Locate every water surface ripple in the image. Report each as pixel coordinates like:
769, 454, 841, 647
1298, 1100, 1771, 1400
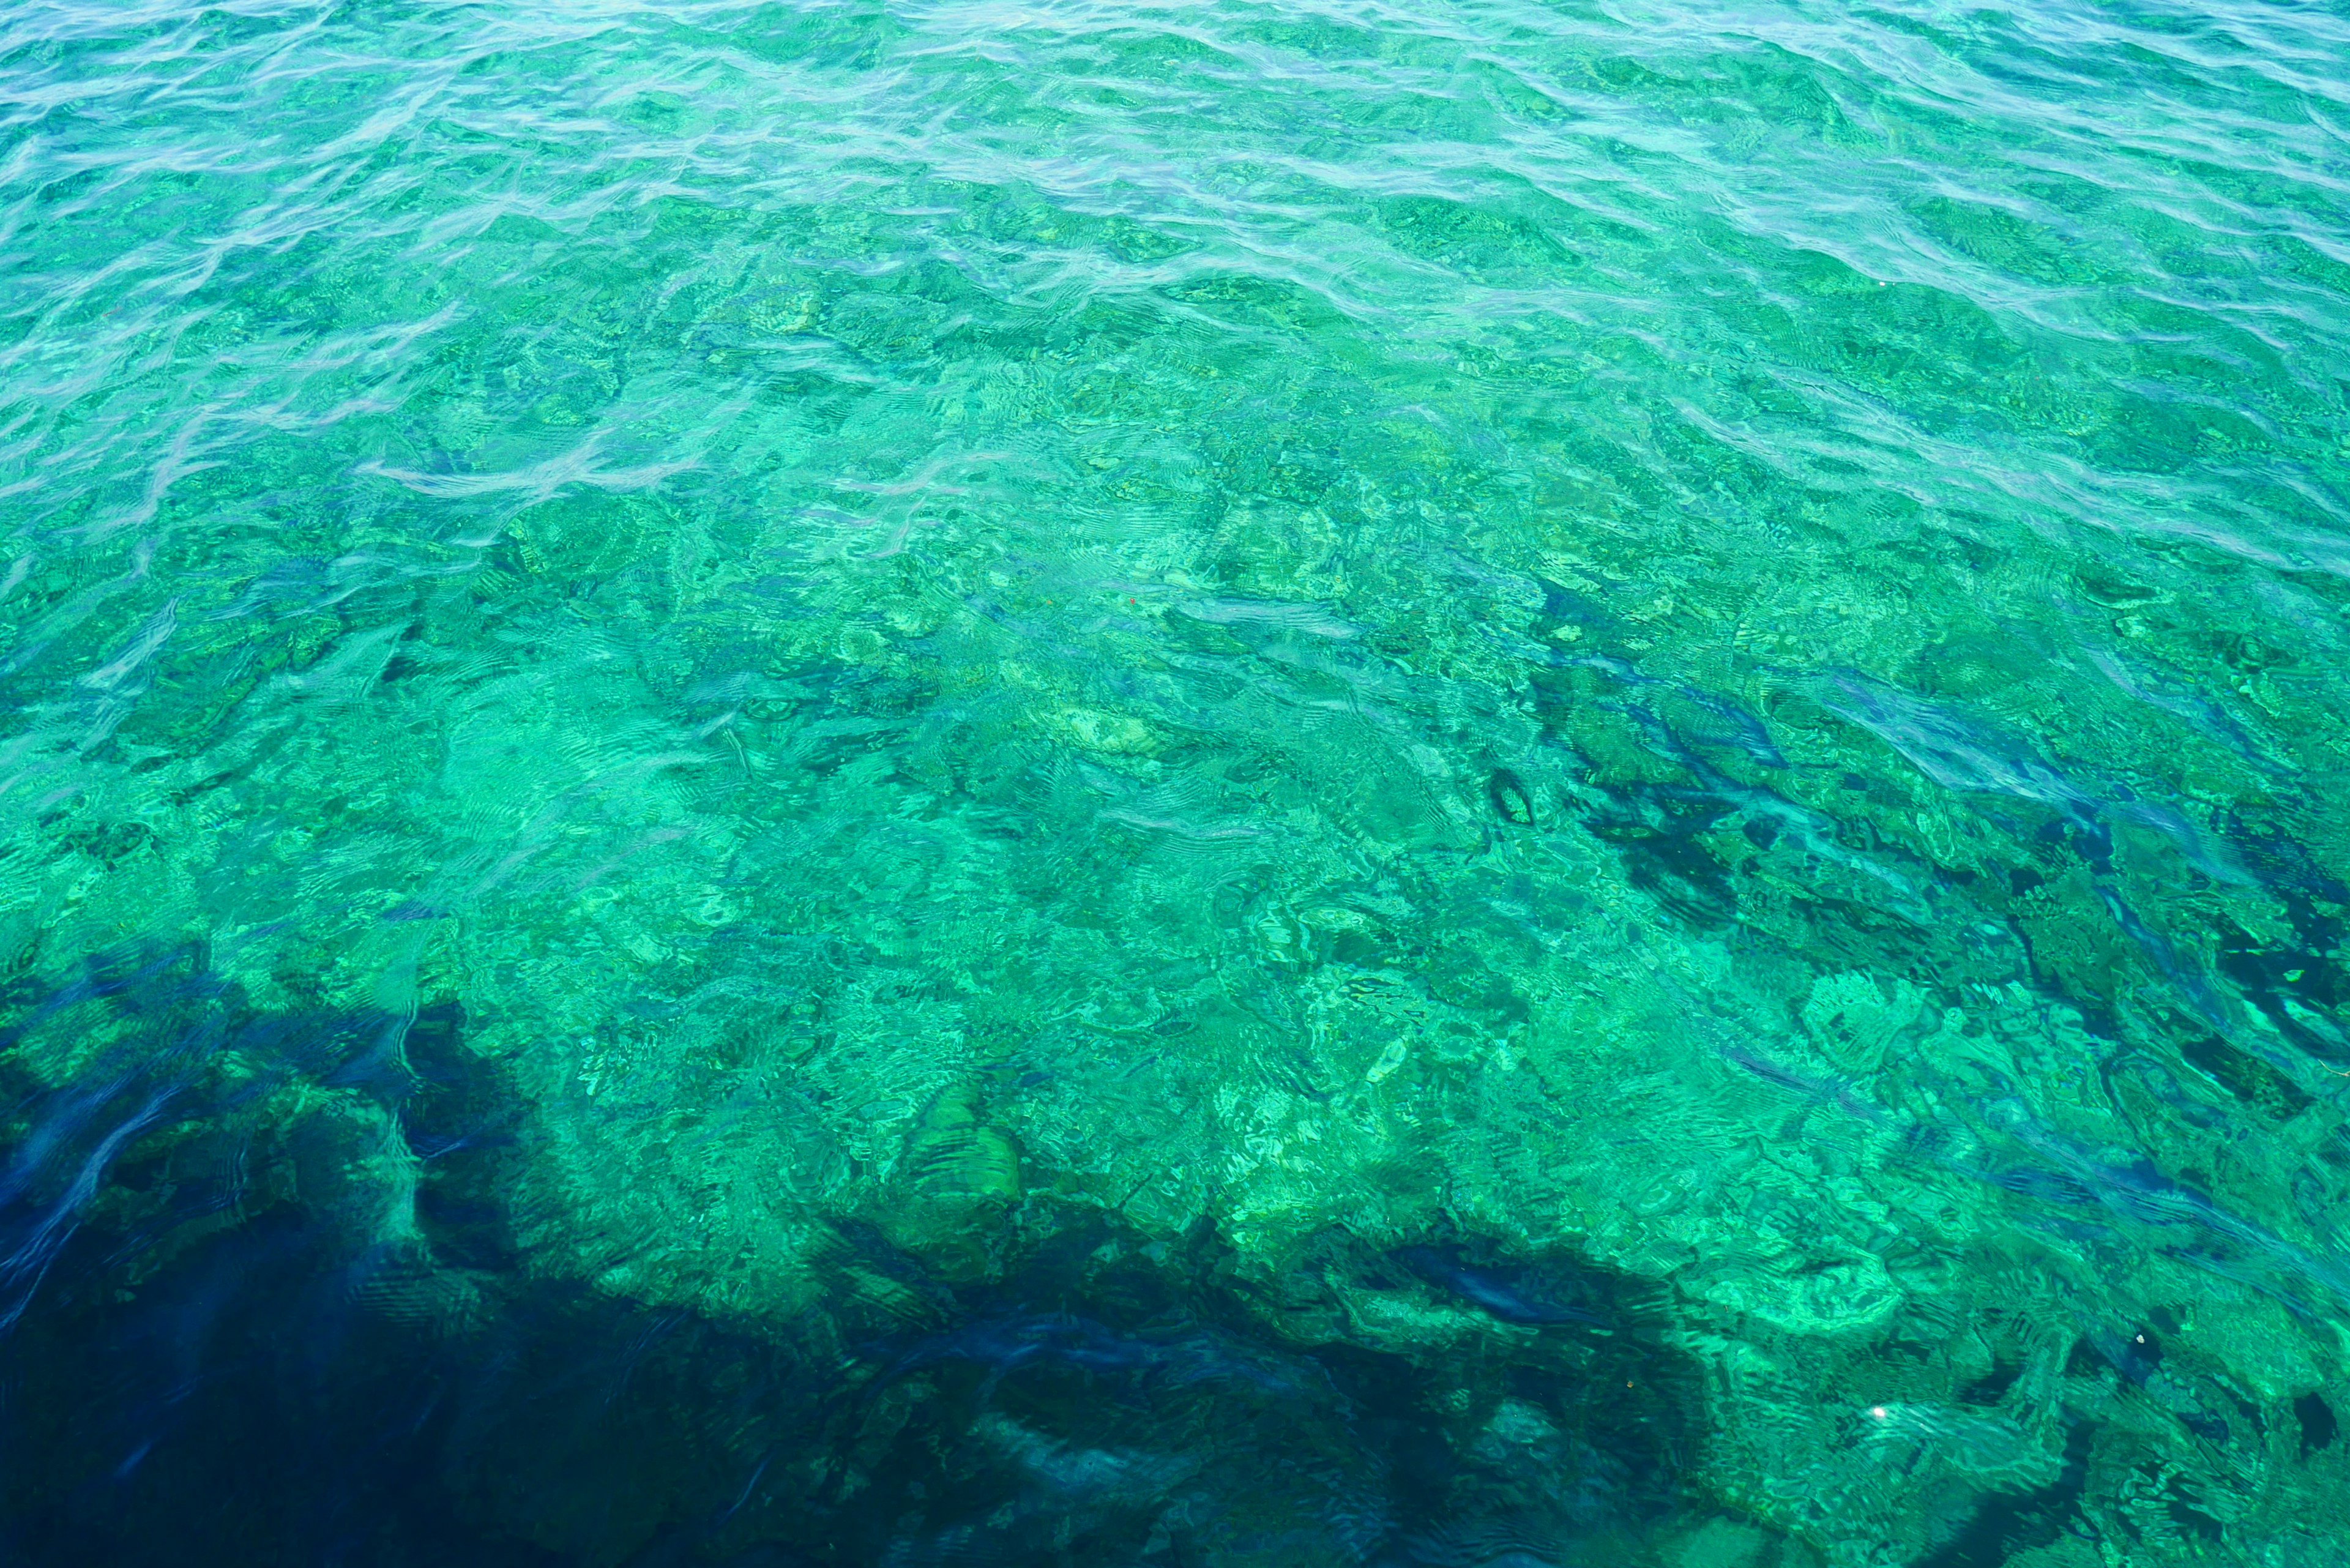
4, 1, 2349, 1564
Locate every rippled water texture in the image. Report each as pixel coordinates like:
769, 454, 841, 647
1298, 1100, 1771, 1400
5, 1, 2350, 1562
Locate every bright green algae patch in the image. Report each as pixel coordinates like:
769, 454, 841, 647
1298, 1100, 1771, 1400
4, 0, 2350, 1563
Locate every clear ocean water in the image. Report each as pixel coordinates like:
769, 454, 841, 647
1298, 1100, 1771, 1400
4, 1, 2349, 1563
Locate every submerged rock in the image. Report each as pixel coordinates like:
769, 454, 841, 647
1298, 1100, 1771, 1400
880, 1083, 1024, 1282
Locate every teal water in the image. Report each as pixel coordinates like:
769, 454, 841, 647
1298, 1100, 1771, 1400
4, 0, 2350, 1562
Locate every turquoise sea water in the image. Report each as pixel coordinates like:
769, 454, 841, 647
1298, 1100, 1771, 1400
4, 0, 2350, 1562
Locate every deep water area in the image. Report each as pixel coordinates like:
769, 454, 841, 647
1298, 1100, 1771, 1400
4, 1, 2350, 1564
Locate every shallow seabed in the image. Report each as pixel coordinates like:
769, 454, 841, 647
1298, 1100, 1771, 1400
4, 1, 2350, 1563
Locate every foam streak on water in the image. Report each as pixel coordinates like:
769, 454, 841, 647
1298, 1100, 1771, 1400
2, 2, 2349, 1565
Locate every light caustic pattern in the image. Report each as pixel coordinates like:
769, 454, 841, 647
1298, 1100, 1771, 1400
2, 2, 2349, 1564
